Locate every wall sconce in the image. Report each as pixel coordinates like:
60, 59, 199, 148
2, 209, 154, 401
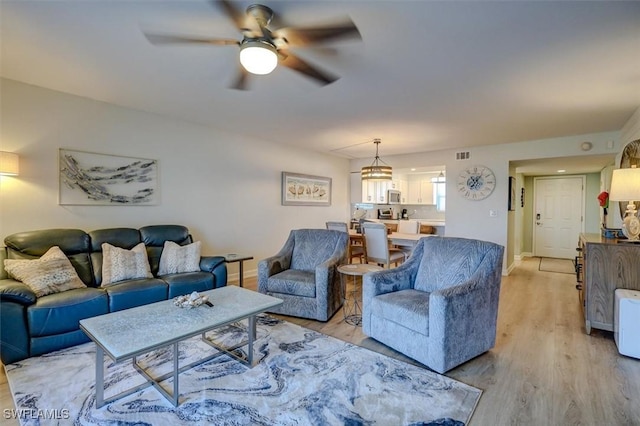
0, 151, 20, 176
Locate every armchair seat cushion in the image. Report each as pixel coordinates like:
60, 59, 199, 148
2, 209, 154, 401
371, 289, 430, 335
267, 270, 316, 298
27, 288, 108, 337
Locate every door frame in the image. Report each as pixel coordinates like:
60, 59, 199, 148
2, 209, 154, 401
532, 175, 586, 258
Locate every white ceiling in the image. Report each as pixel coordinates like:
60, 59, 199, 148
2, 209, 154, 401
1, 1, 639, 161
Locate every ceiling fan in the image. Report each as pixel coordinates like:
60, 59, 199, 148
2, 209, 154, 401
144, 0, 361, 90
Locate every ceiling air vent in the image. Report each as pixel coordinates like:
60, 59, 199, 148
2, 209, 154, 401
456, 151, 470, 160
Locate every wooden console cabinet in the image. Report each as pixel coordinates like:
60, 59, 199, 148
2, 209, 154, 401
579, 233, 640, 334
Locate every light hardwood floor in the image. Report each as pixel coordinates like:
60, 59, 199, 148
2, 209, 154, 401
2, 257, 639, 425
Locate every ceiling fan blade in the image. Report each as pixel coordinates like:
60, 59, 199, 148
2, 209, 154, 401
230, 66, 250, 91
215, 0, 262, 37
215, 0, 248, 31
279, 51, 338, 86
275, 20, 361, 46
145, 33, 239, 46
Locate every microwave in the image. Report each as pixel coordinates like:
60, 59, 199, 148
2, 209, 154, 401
387, 189, 402, 204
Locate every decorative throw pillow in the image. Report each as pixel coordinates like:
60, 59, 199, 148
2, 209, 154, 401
101, 242, 153, 287
3, 246, 86, 297
158, 241, 201, 275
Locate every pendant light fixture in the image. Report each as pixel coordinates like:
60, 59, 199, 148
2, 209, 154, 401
361, 139, 392, 181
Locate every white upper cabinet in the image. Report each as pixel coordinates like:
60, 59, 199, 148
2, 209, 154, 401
407, 175, 436, 205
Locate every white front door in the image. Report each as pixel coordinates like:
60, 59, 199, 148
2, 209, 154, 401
534, 176, 585, 259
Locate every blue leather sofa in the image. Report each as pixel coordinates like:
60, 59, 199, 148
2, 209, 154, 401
0, 225, 227, 364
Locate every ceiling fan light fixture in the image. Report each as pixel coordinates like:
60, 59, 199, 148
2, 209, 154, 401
239, 40, 278, 75
362, 139, 392, 181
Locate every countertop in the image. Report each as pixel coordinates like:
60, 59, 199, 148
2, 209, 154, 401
372, 219, 445, 227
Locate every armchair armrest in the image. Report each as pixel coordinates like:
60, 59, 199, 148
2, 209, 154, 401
0, 278, 37, 305
427, 266, 502, 373
257, 253, 290, 294
260, 254, 288, 277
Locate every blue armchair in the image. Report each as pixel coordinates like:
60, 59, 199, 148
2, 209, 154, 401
363, 236, 504, 373
258, 229, 348, 321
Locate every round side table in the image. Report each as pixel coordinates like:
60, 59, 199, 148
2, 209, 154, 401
337, 264, 383, 326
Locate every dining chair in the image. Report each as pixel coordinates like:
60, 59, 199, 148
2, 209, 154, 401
326, 221, 349, 232
396, 220, 419, 259
326, 221, 365, 263
397, 220, 419, 234
361, 222, 405, 268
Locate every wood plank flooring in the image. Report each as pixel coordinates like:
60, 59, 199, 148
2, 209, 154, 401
2, 257, 639, 425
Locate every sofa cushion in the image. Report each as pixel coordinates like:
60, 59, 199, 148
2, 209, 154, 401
162, 271, 214, 298
4, 246, 87, 297
159, 241, 201, 275
103, 278, 167, 312
27, 287, 108, 337
4, 229, 94, 286
371, 289, 430, 336
267, 269, 316, 298
140, 225, 192, 275
101, 242, 152, 286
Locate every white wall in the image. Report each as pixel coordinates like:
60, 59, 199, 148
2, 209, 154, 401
0, 79, 351, 280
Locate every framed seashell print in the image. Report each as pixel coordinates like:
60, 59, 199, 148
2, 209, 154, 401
282, 172, 332, 206
59, 149, 158, 205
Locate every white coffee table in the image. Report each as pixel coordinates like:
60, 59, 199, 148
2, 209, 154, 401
80, 286, 282, 408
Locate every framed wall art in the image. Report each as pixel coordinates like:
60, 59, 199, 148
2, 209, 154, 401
282, 172, 331, 206
59, 149, 158, 205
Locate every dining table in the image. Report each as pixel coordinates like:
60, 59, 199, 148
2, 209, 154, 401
348, 229, 434, 251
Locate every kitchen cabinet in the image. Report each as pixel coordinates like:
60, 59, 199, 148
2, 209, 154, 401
350, 172, 408, 204
407, 177, 434, 205
578, 233, 640, 334
363, 180, 391, 203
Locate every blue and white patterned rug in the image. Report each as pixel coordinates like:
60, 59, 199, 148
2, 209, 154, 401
5, 315, 481, 425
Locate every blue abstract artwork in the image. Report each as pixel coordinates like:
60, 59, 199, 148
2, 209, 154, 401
59, 149, 158, 205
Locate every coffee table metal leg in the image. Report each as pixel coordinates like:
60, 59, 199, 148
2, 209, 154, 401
248, 315, 255, 366
172, 342, 179, 406
96, 345, 105, 408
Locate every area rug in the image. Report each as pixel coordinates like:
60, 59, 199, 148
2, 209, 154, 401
538, 257, 576, 274
5, 315, 481, 426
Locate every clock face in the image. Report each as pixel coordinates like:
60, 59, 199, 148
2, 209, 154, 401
457, 165, 496, 200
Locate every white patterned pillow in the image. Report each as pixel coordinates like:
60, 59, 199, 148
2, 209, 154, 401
101, 242, 153, 287
158, 241, 201, 275
3, 246, 87, 297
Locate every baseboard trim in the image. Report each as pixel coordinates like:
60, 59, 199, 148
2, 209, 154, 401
516, 252, 533, 260
227, 268, 257, 286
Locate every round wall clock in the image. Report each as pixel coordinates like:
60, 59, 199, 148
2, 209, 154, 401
457, 165, 496, 200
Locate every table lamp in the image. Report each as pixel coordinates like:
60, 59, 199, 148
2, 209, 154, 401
609, 166, 640, 240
